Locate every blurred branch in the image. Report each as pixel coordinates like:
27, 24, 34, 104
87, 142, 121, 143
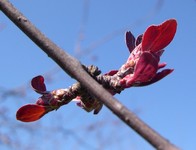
0, 66, 59, 102
74, 0, 90, 55
0, 1, 179, 150
75, 0, 164, 58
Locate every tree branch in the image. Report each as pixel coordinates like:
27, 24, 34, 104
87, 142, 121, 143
0, 1, 179, 150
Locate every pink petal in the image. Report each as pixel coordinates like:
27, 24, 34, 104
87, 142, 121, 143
142, 19, 177, 52
125, 31, 135, 53
31, 75, 47, 93
16, 104, 48, 122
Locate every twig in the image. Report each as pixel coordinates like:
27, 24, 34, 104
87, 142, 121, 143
0, 1, 179, 149
75, 0, 164, 58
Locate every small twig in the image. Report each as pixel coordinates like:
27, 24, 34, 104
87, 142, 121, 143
0, 1, 179, 150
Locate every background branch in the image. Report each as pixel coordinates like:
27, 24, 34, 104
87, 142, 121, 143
0, 1, 179, 150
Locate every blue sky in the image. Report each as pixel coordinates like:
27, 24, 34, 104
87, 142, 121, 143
0, 0, 196, 150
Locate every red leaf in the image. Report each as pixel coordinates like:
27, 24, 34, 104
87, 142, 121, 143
125, 31, 135, 53
142, 19, 177, 52
16, 104, 47, 122
133, 52, 158, 82
31, 75, 46, 93
136, 69, 174, 86
135, 34, 143, 46
105, 70, 118, 76
122, 52, 159, 88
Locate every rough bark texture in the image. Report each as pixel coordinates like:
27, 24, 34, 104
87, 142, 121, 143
0, 1, 179, 149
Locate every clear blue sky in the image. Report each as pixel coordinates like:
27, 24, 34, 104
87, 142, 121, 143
0, 0, 196, 150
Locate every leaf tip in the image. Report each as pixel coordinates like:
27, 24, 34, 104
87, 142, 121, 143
16, 104, 47, 122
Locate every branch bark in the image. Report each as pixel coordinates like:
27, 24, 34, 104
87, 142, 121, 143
0, 1, 179, 150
